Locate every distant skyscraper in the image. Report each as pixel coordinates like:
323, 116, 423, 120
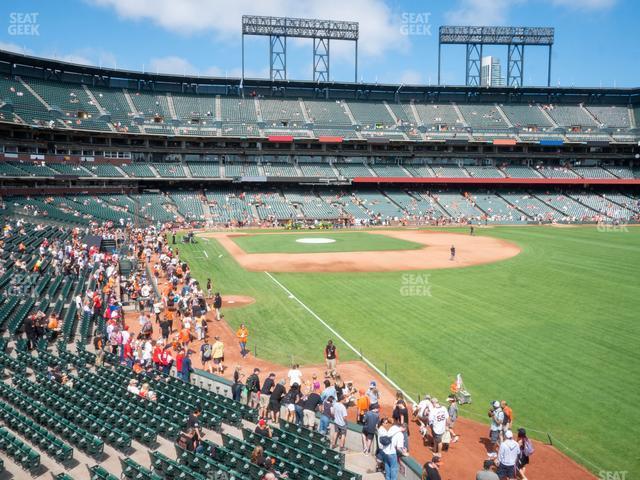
481, 56, 504, 87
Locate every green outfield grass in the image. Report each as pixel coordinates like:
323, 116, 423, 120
180, 227, 640, 476
229, 231, 424, 253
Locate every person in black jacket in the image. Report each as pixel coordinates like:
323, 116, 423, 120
302, 388, 322, 430
246, 368, 261, 409
259, 372, 276, 419
423, 455, 442, 480
24, 314, 37, 350
213, 293, 222, 320
268, 379, 286, 423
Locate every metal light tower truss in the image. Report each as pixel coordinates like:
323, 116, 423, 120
438, 26, 554, 87
242, 15, 359, 83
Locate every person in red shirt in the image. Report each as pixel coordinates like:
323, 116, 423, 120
175, 349, 185, 381
123, 341, 134, 368
160, 346, 173, 376
152, 341, 163, 370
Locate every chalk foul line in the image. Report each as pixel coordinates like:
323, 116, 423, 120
264, 271, 415, 404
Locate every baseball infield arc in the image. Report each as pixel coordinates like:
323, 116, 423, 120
199, 230, 521, 272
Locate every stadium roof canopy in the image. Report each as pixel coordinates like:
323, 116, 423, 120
0, 49, 638, 105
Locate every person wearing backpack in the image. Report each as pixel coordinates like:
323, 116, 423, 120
377, 418, 407, 480
516, 428, 533, 480
245, 368, 261, 409
200, 341, 213, 374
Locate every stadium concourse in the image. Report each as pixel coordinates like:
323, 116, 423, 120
0, 219, 597, 480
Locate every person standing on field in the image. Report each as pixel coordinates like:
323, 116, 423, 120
428, 398, 449, 455
324, 340, 338, 378
237, 323, 249, 358
213, 293, 222, 320
497, 430, 520, 480
501, 400, 514, 432
489, 401, 505, 451
516, 428, 534, 480
211, 336, 225, 374
447, 396, 460, 443
200, 340, 213, 374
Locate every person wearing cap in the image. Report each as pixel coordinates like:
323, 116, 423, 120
366, 381, 380, 410
428, 398, 449, 454
422, 455, 442, 480
497, 430, 520, 479
259, 373, 276, 419
476, 460, 500, 480
489, 400, 505, 450
254, 418, 272, 438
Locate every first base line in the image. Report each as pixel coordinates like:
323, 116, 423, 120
264, 271, 416, 404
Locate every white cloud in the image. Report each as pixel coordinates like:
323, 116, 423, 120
145, 56, 267, 78
444, 0, 615, 26
89, 0, 407, 58
444, 0, 523, 25
549, 0, 615, 9
56, 54, 94, 65
397, 69, 424, 85
149, 56, 199, 75
0, 42, 32, 55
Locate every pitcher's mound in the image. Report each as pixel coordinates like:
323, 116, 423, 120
222, 295, 255, 308
295, 238, 336, 244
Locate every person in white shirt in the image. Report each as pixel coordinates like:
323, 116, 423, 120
377, 418, 407, 480
141, 340, 153, 367
414, 394, 433, 438
127, 379, 140, 395
331, 397, 348, 451
497, 430, 520, 479
121, 326, 130, 346
428, 398, 450, 454
287, 364, 303, 387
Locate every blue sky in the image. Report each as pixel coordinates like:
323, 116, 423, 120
0, 0, 637, 87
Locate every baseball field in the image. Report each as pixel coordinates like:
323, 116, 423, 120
177, 226, 640, 477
